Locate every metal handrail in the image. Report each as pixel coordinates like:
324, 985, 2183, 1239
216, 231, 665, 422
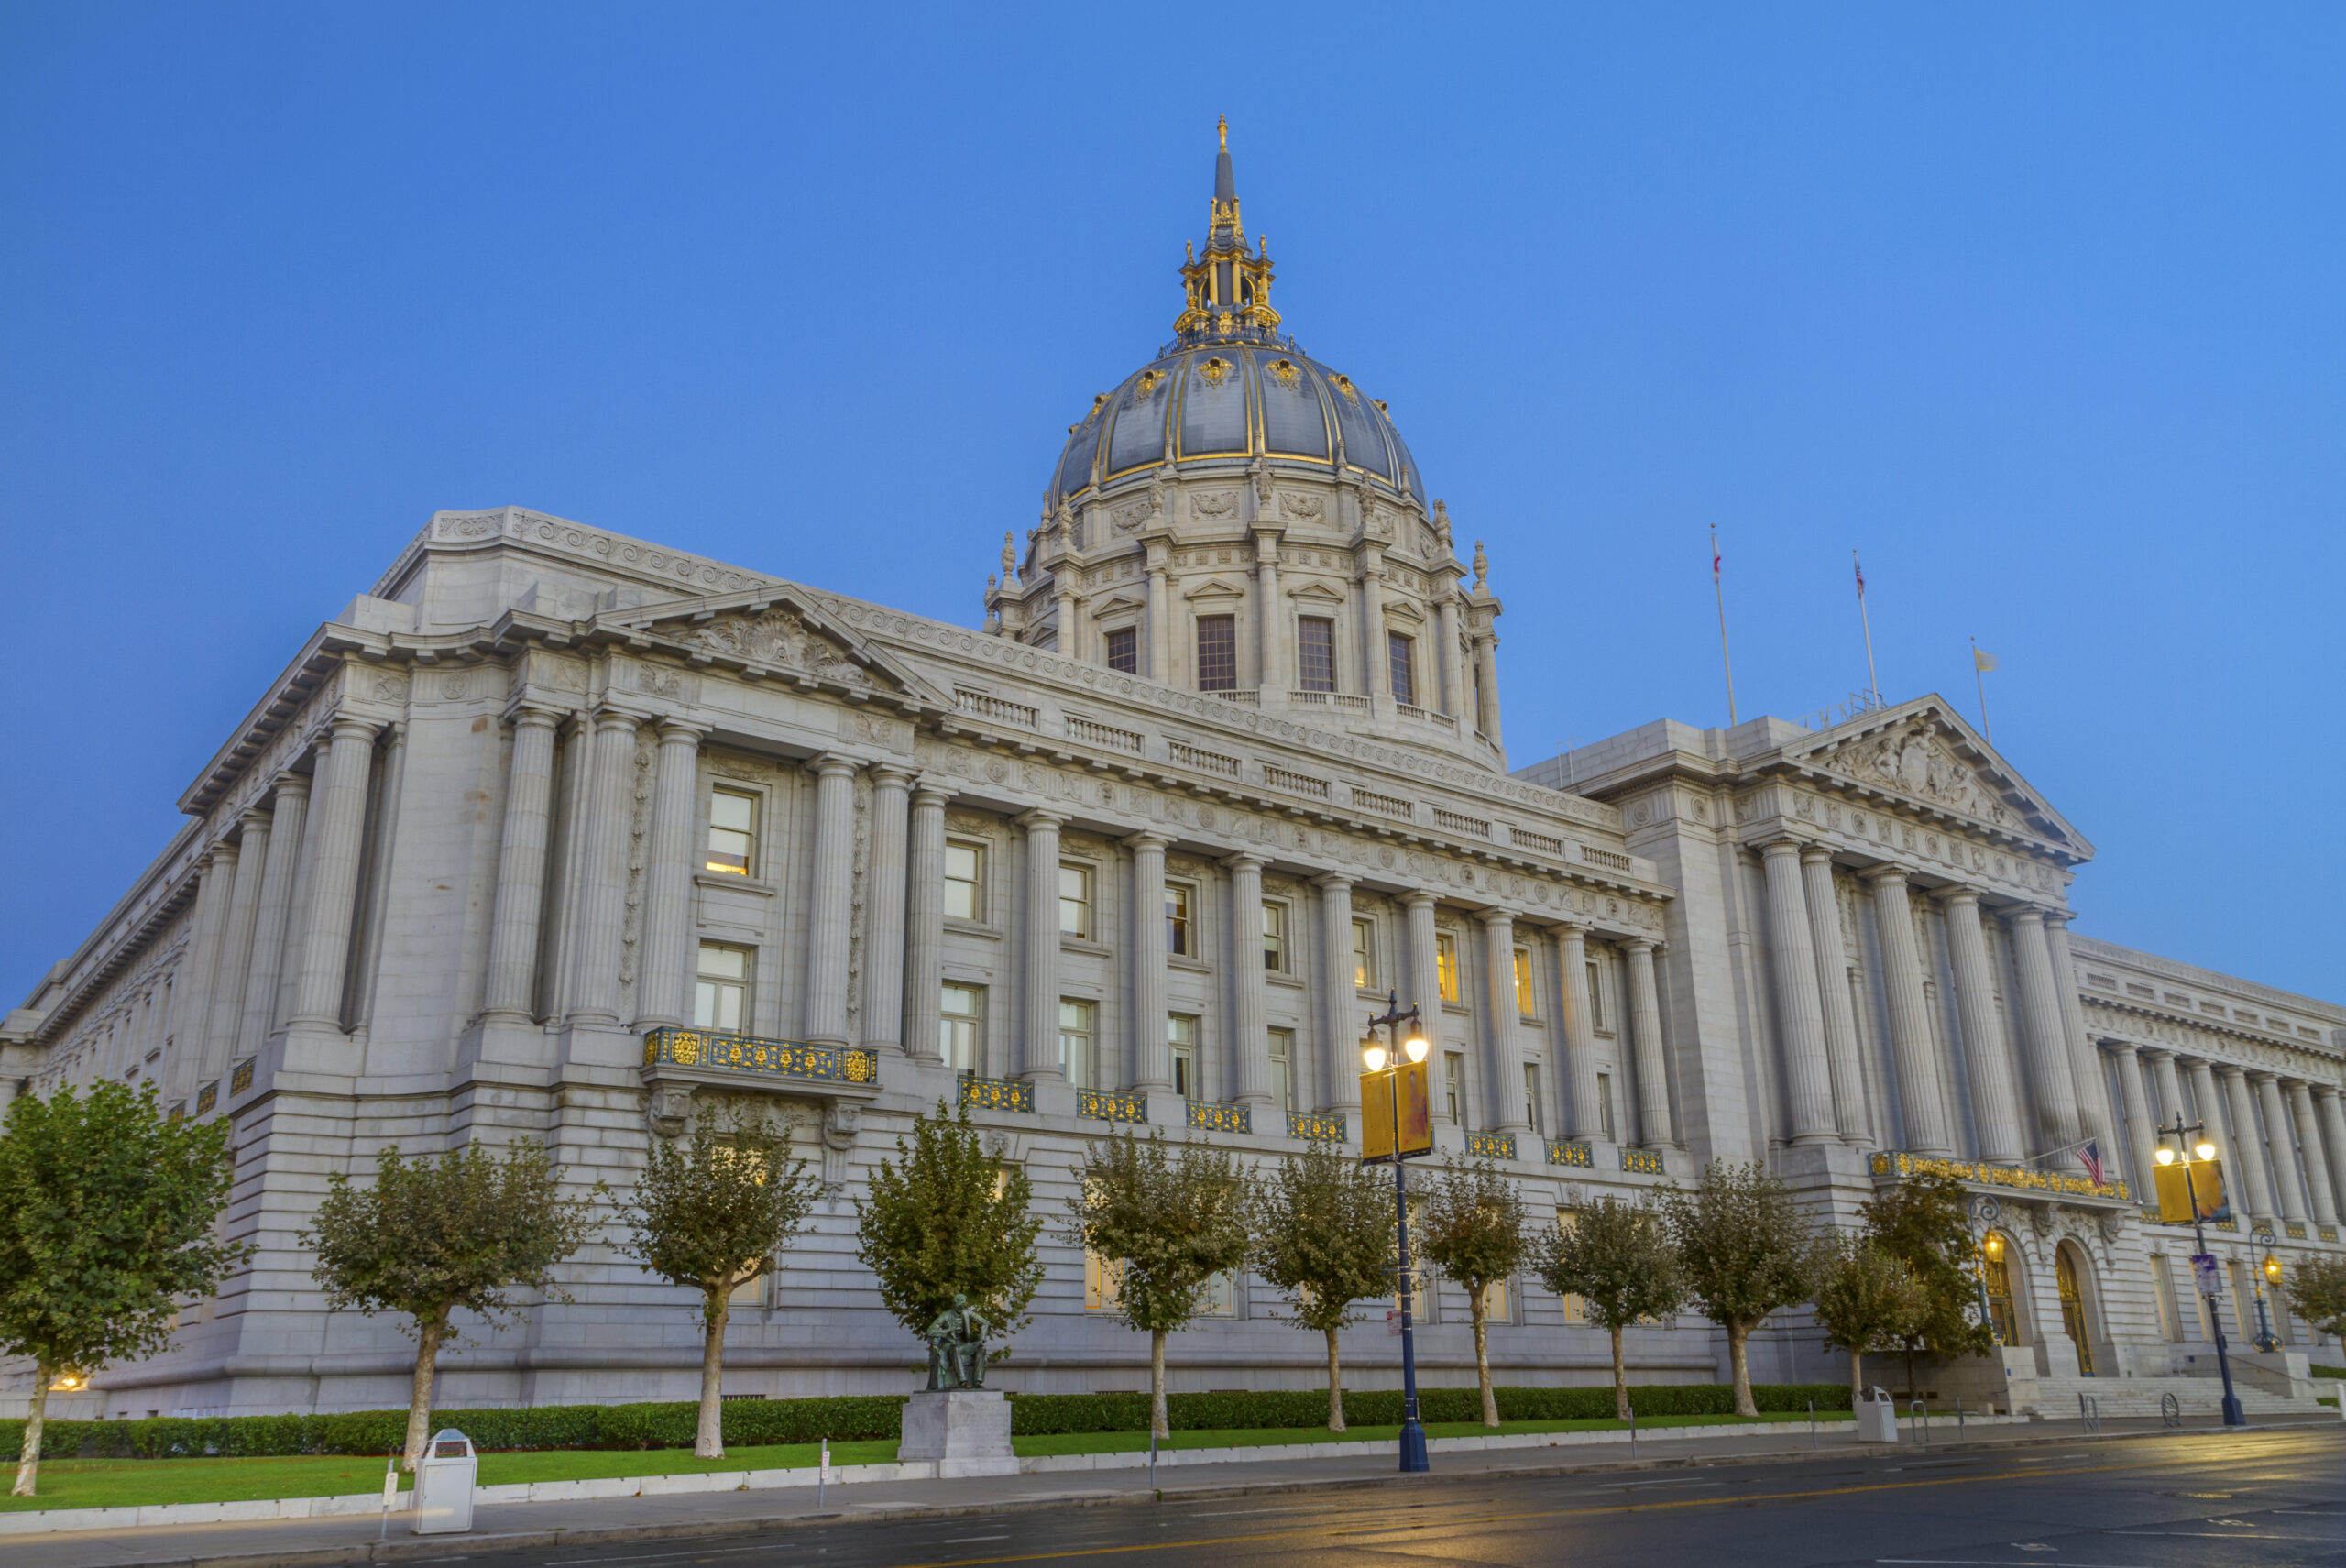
2161, 1392, 2182, 1429
1909, 1398, 1929, 1442
2078, 1392, 2102, 1433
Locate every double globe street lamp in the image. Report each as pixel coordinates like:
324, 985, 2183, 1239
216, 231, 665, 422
1360, 992, 1432, 1474
2152, 1115, 2244, 1427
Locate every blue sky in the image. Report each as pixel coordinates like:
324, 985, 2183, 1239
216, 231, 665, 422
3, 5, 2341, 1003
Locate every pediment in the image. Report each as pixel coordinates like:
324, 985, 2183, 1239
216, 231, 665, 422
606, 587, 944, 707
1090, 587, 1147, 615
1786, 697, 2092, 858
1288, 580, 1347, 603
1182, 576, 1245, 601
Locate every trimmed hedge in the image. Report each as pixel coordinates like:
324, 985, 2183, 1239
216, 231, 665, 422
1, 1384, 1848, 1460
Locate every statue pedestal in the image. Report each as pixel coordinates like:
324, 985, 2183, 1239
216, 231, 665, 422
898, 1390, 1016, 1477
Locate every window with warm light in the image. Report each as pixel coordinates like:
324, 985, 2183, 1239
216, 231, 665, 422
940, 982, 984, 1073
1353, 918, 1376, 990
1166, 883, 1193, 957
1514, 947, 1536, 1016
1059, 862, 1094, 939
705, 788, 758, 876
1480, 1279, 1509, 1323
693, 942, 751, 1032
945, 842, 985, 921
1084, 1250, 1124, 1310
1199, 1268, 1240, 1317
1436, 933, 1460, 1003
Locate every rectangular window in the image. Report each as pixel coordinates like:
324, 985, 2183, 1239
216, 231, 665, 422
1387, 631, 1416, 707
1262, 901, 1288, 973
1480, 1279, 1509, 1324
1524, 1062, 1544, 1135
1269, 1027, 1295, 1113
1166, 883, 1193, 958
945, 841, 985, 922
1587, 959, 1607, 1030
1085, 1251, 1124, 1310
1297, 617, 1335, 693
729, 1263, 766, 1308
1597, 1070, 1616, 1141
1196, 614, 1237, 692
1105, 626, 1138, 674
1058, 999, 1097, 1091
1199, 1269, 1239, 1317
1353, 918, 1376, 990
1445, 1051, 1465, 1127
1168, 1014, 1198, 1101
940, 982, 984, 1073
693, 942, 751, 1033
1059, 862, 1094, 939
1514, 947, 1536, 1016
1437, 933, 1460, 1003
706, 788, 758, 876
1562, 1289, 1587, 1324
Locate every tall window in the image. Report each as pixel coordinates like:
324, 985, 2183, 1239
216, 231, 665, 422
1523, 1062, 1544, 1135
1105, 626, 1138, 674
945, 842, 985, 921
1166, 883, 1193, 957
694, 942, 751, 1032
1058, 862, 1094, 939
1196, 614, 1238, 691
1085, 1251, 1124, 1310
1597, 1070, 1615, 1141
1481, 1279, 1510, 1323
1168, 1014, 1199, 1100
1058, 999, 1097, 1090
1269, 1027, 1295, 1113
1297, 617, 1335, 693
1262, 902, 1288, 972
1353, 918, 1376, 990
940, 982, 984, 1072
1436, 933, 1460, 1003
1587, 960, 1607, 1030
1387, 631, 1416, 706
1514, 947, 1536, 1015
2150, 1254, 2180, 1343
706, 789, 758, 876
1198, 1269, 1239, 1317
1444, 1052, 1466, 1126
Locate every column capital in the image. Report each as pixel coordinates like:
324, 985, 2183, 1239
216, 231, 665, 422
1015, 806, 1069, 831
1757, 834, 1808, 857
2041, 908, 2075, 930
505, 699, 567, 731
1935, 883, 1984, 908
1863, 861, 1916, 885
1221, 850, 1266, 872
1556, 919, 1591, 938
1625, 936, 1657, 956
868, 762, 915, 789
326, 713, 382, 745
2246, 1068, 2278, 1086
268, 770, 312, 806
237, 804, 273, 829
1122, 828, 1172, 853
2007, 902, 2053, 927
1400, 888, 1439, 911
806, 751, 863, 780
1313, 871, 1355, 893
1797, 842, 1837, 867
588, 706, 643, 736
2213, 1060, 2247, 1081
910, 776, 955, 808
655, 717, 711, 744
1476, 905, 1517, 930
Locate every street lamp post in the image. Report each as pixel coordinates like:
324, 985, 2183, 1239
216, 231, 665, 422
1969, 1195, 2003, 1345
2153, 1113, 2244, 1427
2248, 1225, 2280, 1354
1362, 991, 1431, 1475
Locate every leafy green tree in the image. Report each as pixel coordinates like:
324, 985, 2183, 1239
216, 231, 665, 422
1246, 1138, 1396, 1431
1659, 1160, 1818, 1418
303, 1140, 603, 1469
1860, 1172, 1992, 1396
1811, 1232, 1926, 1408
2283, 1254, 2346, 1341
855, 1099, 1045, 1360
1533, 1195, 1683, 1421
1064, 1130, 1248, 1441
615, 1099, 817, 1458
1415, 1157, 1529, 1428
0, 1081, 249, 1497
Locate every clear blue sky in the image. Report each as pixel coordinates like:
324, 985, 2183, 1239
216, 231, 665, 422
4, 5, 2341, 1003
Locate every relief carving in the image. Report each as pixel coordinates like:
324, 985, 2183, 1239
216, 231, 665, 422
1824, 721, 2015, 826
692, 607, 872, 686
1278, 491, 1325, 521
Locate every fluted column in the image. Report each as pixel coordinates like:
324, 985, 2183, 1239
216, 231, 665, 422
1558, 924, 1604, 1140
2042, 912, 2114, 1153
237, 775, 307, 1056
1146, 552, 1171, 681
2114, 1043, 2161, 1202
167, 849, 234, 1101
482, 707, 562, 1023
2285, 1080, 2338, 1227
1799, 849, 1868, 1144
1360, 562, 1388, 701
2254, 1073, 2309, 1224
2006, 906, 2083, 1164
271, 756, 330, 1034
2149, 1049, 2185, 1131
288, 717, 382, 1032
1017, 808, 1067, 1080
1226, 852, 1270, 1106
1055, 576, 1083, 663
202, 825, 265, 1078
2315, 1086, 2346, 1225
2217, 1066, 2275, 1223
1624, 938, 1677, 1149
1760, 840, 1835, 1145
859, 766, 913, 1053
1480, 908, 1529, 1134
1255, 532, 1286, 695
633, 721, 706, 1030
1436, 597, 1466, 720
904, 784, 950, 1063
1126, 832, 1171, 1090
2187, 1058, 2223, 1144
564, 710, 643, 1027
1869, 866, 1953, 1155
803, 755, 863, 1047
1317, 873, 1358, 1113
1397, 892, 1436, 1015
1940, 888, 2023, 1164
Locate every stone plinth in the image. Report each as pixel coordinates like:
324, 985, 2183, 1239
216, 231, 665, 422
898, 1389, 1016, 1477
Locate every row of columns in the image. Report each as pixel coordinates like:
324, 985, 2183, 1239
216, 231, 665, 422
2109, 1041, 2346, 1229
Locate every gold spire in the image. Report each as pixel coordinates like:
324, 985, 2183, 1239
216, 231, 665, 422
1176, 118, 1280, 343
1218, 114, 1227, 150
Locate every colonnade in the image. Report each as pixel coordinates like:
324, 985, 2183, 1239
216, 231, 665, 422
2104, 1039, 2346, 1231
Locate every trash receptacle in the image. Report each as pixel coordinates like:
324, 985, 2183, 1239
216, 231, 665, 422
412, 1430, 477, 1534
1855, 1387, 1899, 1444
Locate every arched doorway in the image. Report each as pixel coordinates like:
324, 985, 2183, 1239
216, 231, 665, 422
2055, 1242, 2101, 1376
1981, 1230, 2023, 1346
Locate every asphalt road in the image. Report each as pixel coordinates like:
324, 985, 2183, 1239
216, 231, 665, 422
437, 1427, 2345, 1568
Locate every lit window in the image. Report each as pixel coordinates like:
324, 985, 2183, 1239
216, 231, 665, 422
1106, 627, 1138, 674
945, 841, 985, 922
1262, 902, 1288, 973
941, 982, 983, 1073
1562, 1289, 1586, 1324
1085, 1251, 1124, 1310
1199, 1269, 1239, 1317
706, 789, 758, 876
1444, 1052, 1465, 1127
1196, 614, 1237, 692
1597, 1070, 1615, 1141
1269, 1027, 1295, 1113
694, 943, 751, 1033
1059, 862, 1094, 939
1058, 999, 1097, 1090
1587, 959, 1607, 1030
729, 1263, 766, 1308
1298, 617, 1335, 694
1515, 947, 1536, 1016
1480, 1279, 1509, 1323
1436, 933, 1460, 1003
1353, 918, 1376, 991
1166, 883, 1193, 957
1387, 632, 1416, 707
1169, 1014, 1198, 1100
1523, 1062, 1544, 1135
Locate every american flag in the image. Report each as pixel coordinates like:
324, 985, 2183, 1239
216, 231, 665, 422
1712, 526, 1721, 580
1854, 552, 1866, 598
2079, 1140, 2105, 1187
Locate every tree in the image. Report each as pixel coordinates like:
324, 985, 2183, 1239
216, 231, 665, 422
1064, 1130, 1248, 1441
1811, 1233, 1926, 1408
1860, 1172, 1993, 1396
855, 1098, 1045, 1360
2283, 1254, 2346, 1341
1533, 1195, 1683, 1421
0, 1081, 249, 1497
1246, 1138, 1396, 1431
615, 1098, 817, 1458
1415, 1157, 1529, 1428
1658, 1160, 1818, 1419
303, 1140, 603, 1469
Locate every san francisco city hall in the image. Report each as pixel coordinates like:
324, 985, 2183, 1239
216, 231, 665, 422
5, 132, 2341, 1423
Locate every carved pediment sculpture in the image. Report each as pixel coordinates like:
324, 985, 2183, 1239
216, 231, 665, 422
1824, 720, 2012, 826
693, 607, 868, 685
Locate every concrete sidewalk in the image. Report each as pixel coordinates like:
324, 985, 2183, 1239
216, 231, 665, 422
6, 1414, 2332, 1568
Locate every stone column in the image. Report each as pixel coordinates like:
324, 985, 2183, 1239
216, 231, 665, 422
1472, 634, 1501, 741
2115, 1043, 2161, 1203
271, 753, 331, 1034
2187, 1058, 2222, 1143
2314, 1086, 2346, 1225
1055, 576, 1083, 663
1018, 808, 1067, 1080
1226, 852, 1270, 1106
2284, 1080, 2339, 1228
167, 847, 235, 1100
634, 720, 706, 1030
1126, 832, 1172, 1090
1624, 938, 1676, 1149
1401, 892, 1439, 1016
2254, 1073, 2309, 1224
2217, 1065, 2276, 1223
2149, 1049, 2185, 1133
1480, 909, 1529, 1134
860, 766, 913, 1053
1359, 558, 1388, 701
237, 775, 308, 1056
803, 755, 862, 1047
203, 819, 268, 1076
482, 707, 562, 1024
1436, 596, 1466, 720
1558, 924, 1604, 1141
1254, 532, 1286, 695
1146, 549, 1172, 682
2006, 906, 2084, 1164
563, 710, 643, 1028
1760, 839, 1836, 1146
1317, 873, 1359, 1113
903, 783, 950, 1063
1799, 848, 1868, 1144
288, 717, 382, 1032
1868, 866, 1954, 1156
2043, 912, 2114, 1153
1940, 888, 2023, 1164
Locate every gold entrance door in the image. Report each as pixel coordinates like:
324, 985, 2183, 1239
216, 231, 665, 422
1982, 1235, 2017, 1345
2055, 1247, 2095, 1376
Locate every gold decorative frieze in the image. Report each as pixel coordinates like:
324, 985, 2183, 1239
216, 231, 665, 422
641, 1027, 878, 1088
1469, 1131, 1518, 1162
195, 1082, 217, 1114
1619, 1147, 1665, 1176
1288, 1109, 1346, 1142
1079, 1088, 1146, 1124
1869, 1151, 2126, 1201
1188, 1101, 1252, 1135
1545, 1139, 1592, 1168
229, 1058, 254, 1096
959, 1074, 1035, 1113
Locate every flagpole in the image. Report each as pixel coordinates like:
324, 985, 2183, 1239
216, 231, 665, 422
1712, 524, 1738, 727
1971, 635, 1992, 743
1854, 550, 1880, 706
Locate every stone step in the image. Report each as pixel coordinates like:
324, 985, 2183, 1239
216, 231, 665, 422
2032, 1375, 2325, 1418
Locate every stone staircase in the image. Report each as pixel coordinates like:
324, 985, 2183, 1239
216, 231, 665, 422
2034, 1373, 2331, 1420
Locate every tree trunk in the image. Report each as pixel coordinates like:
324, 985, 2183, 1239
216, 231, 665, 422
1727, 1320, 1757, 1419
404, 1317, 444, 1472
1324, 1326, 1345, 1433
1150, 1329, 1169, 1442
1902, 1345, 1918, 1402
1610, 1323, 1629, 1423
1849, 1347, 1865, 1411
697, 1286, 731, 1459
1472, 1292, 1497, 1428
11, 1360, 47, 1497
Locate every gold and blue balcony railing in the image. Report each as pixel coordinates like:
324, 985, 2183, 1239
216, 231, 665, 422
641, 1027, 879, 1088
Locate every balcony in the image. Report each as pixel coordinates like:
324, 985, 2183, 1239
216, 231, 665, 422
1079, 1088, 1146, 1123
641, 1027, 880, 1098
1188, 1101, 1253, 1135
1868, 1150, 2129, 1203
1545, 1138, 1593, 1168
1288, 1109, 1347, 1142
1467, 1130, 1518, 1161
1620, 1147, 1666, 1175
959, 1074, 1036, 1113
